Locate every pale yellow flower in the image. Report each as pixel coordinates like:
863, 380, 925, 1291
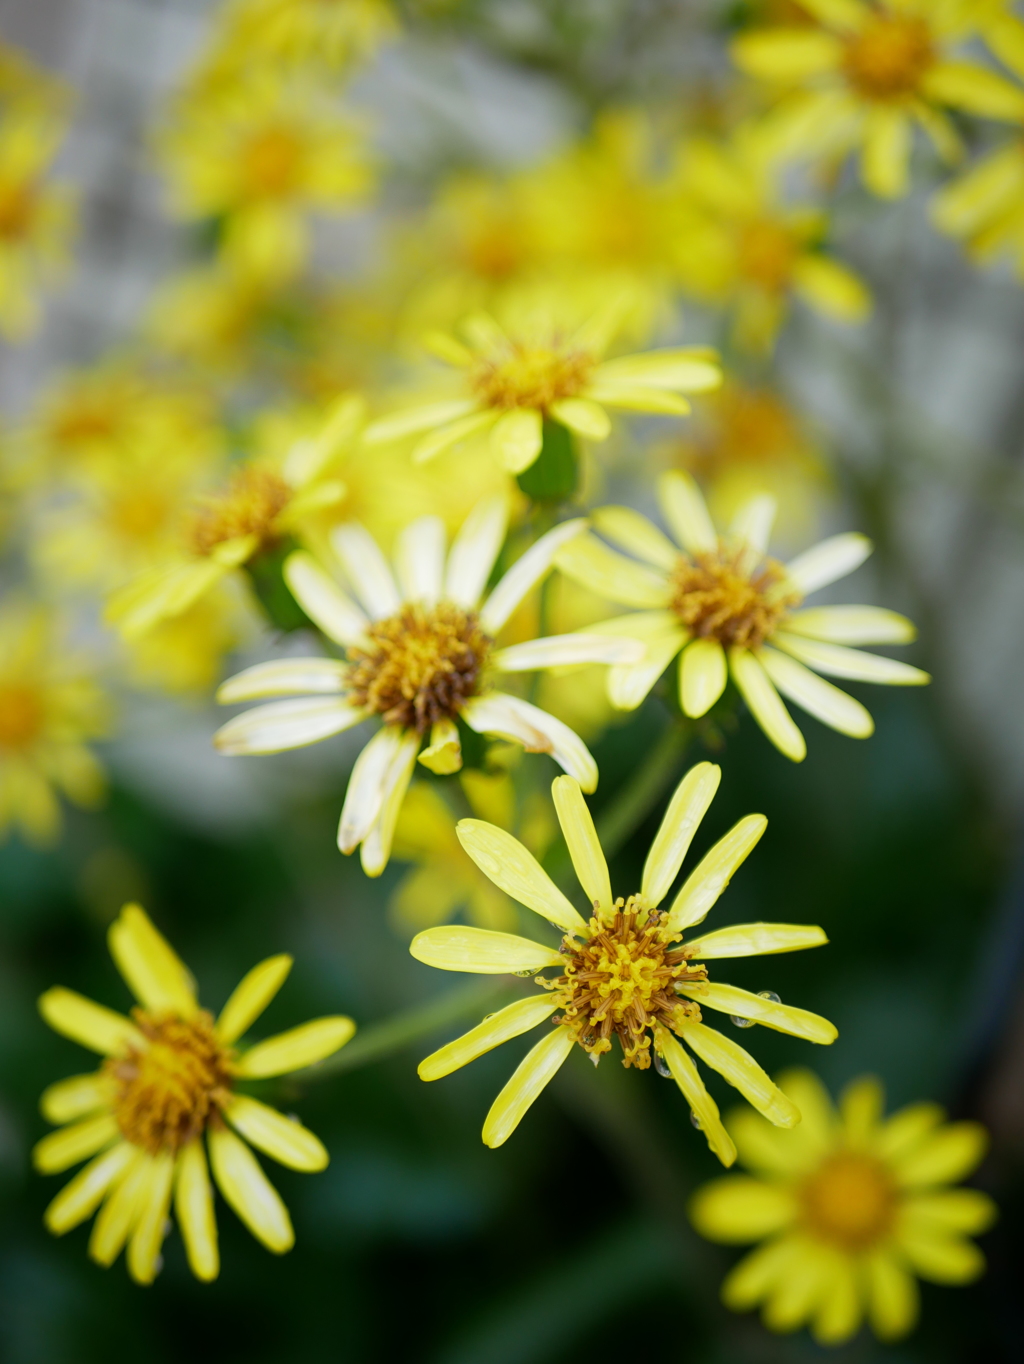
0, 108, 74, 339
732, 0, 1024, 198
410, 765, 835, 1154
0, 602, 109, 846
216, 0, 398, 70
214, 498, 643, 875
691, 1069, 996, 1344
35, 903, 354, 1284
555, 470, 929, 762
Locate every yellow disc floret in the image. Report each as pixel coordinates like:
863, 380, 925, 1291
669, 548, 801, 649
188, 466, 292, 557
842, 15, 934, 101
469, 341, 594, 411
799, 1151, 898, 1251
0, 683, 45, 750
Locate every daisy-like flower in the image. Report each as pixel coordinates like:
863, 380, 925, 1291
362, 304, 722, 476
732, 0, 1024, 198
105, 396, 356, 640
35, 902, 354, 1284
0, 601, 109, 845
555, 470, 929, 762
214, 498, 642, 875
410, 764, 836, 1157
690, 1068, 996, 1344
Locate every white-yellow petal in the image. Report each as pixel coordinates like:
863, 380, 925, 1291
480, 518, 587, 634
461, 692, 598, 792
685, 922, 827, 958
38, 987, 145, 1056
730, 648, 806, 762
548, 397, 611, 440
216, 954, 293, 1044
658, 470, 716, 555
554, 534, 671, 609
363, 398, 478, 444
283, 552, 369, 647
331, 521, 402, 620
666, 814, 768, 933
489, 408, 543, 473
759, 646, 874, 738
444, 495, 509, 609
108, 902, 197, 1018
783, 604, 915, 645
44, 1142, 134, 1235
208, 1126, 294, 1254
395, 515, 446, 606
217, 658, 348, 703
224, 1094, 328, 1172
493, 633, 642, 671
679, 638, 727, 718
551, 775, 612, 915
418, 994, 560, 1081
414, 409, 496, 464
410, 925, 562, 975
338, 726, 405, 853
175, 1138, 219, 1281
481, 1026, 575, 1148
215, 697, 367, 755
235, 1016, 356, 1078
784, 532, 872, 595
641, 761, 721, 908
773, 632, 930, 686
608, 630, 686, 710
729, 494, 776, 556
591, 505, 678, 571
455, 819, 587, 932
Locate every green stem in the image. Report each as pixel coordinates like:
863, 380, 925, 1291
594, 720, 690, 860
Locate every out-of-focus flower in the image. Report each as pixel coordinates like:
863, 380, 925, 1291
0, 601, 109, 845
35, 903, 354, 1284
124, 589, 252, 697
931, 133, 1024, 274
214, 499, 642, 874
215, 0, 398, 71
147, 264, 284, 373
158, 75, 372, 283
555, 470, 929, 762
411, 766, 834, 1153
690, 1069, 997, 1344
732, 0, 1024, 198
672, 127, 870, 350
105, 395, 355, 639
363, 300, 721, 476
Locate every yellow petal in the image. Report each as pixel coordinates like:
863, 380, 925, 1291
900, 1189, 997, 1237
591, 505, 678, 570
862, 105, 912, 199
553, 533, 670, 609
658, 470, 716, 554
33, 1114, 120, 1174
689, 1175, 797, 1243
680, 639, 727, 718
839, 1074, 883, 1146
108, 903, 197, 1017
922, 61, 1024, 122
38, 987, 145, 1056
235, 1017, 356, 1078
418, 719, 462, 775
363, 398, 478, 444
896, 1227, 985, 1284
410, 925, 562, 975
215, 697, 367, 756
216, 658, 349, 702
812, 1254, 862, 1346
772, 632, 930, 685
607, 630, 687, 710
654, 1025, 735, 1166
44, 1142, 134, 1235
585, 384, 691, 415
762, 1239, 835, 1332
208, 1127, 294, 1254
175, 1139, 219, 1282
127, 1150, 174, 1284
775, 1066, 838, 1151
665, 813, 767, 933
224, 1094, 328, 1172
783, 604, 915, 645
549, 397, 611, 441
675, 1018, 800, 1127
891, 1121, 988, 1188
88, 1147, 150, 1267
40, 1072, 109, 1124
216, 955, 293, 1045
551, 776, 611, 916
418, 994, 560, 1081
641, 761, 721, 908
865, 1248, 919, 1341
684, 922, 827, 959
481, 1026, 575, 1148
783, 531, 872, 595
721, 1234, 805, 1311
682, 982, 837, 1044
414, 409, 496, 464
731, 28, 843, 81
759, 646, 874, 738
792, 254, 871, 321
873, 1100, 944, 1161
455, 819, 587, 933
729, 647, 806, 762
591, 348, 721, 392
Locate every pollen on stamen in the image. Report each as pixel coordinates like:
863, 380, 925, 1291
469, 340, 594, 411
188, 467, 292, 558
668, 547, 802, 649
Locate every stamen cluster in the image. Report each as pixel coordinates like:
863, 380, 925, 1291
546, 899, 707, 1068
346, 601, 491, 732
104, 1010, 233, 1154
469, 341, 593, 411
842, 16, 934, 100
0, 685, 44, 750
737, 220, 798, 292
799, 1152, 897, 1251
669, 548, 801, 649
189, 467, 291, 557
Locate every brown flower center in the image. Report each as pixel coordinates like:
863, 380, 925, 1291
737, 219, 799, 293
469, 341, 594, 411
188, 466, 291, 557
800, 1152, 897, 1250
242, 126, 304, 198
842, 15, 934, 101
0, 684, 44, 750
545, 900, 707, 1068
103, 1009, 233, 1154
345, 602, 492, 733
669, 548, 801, 649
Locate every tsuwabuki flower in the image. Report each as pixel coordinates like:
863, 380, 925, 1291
690, 1069, 997, 1345
555, 470, 929, 762
410, 764, 835, 1158
214, 497, 642, 875
34, 903, 354, 1284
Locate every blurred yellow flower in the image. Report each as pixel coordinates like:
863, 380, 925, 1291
217, 0, 398, 70
0, 601, 109, 845
214, 498, 642, 874
411, 765, 834, 1154
733, 0, 1024, 198
35, 902, 354, 1284
123, 589, 252, 697
555, 470, 929, 762
691, 1068, 996, 1344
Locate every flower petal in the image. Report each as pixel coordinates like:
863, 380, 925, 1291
873, 1101, 944, 1162
359, 728, 421, 877
235, 1017, 356, 1078
127, 1150, 174, 1284
208, 1126, 294, 1254
554, 533, 671, 608
784, 531, 871, 594
444, 495, 509, 609
224, 1094, 328, 1172
592, 348, 722, 391
481, 1026, 575, 1148
731, 28, 844, 80
730, 494, 776, 555
783, 604, 915, 645
641, 761, 721, 908
418, 718, 462, 775
896, 1227, 986, 1284
891, 1121, 988, 1188
721, 1235, 806, 1311
658, 470, 717, 555
410, 925, 563, 974
88, 1147, 149, 1267
455, 819, 587, 933
480, 518, 588, 635
665, 814, 769, 933
608, 630, 686, 709
772, 632, 930, 685
44, 1142, 134, 1235
674, 1018, 801, 1127
865, 1249, 919, 1341
585, 384, 691, 415
681, 982, 837, 1044
283, 552, 369, 647
548, 397, 611, 440
679, 638, 727, 718
900, 1189, 997, 1237
215, 697, 367, 755
591, 506, 678, 570
107, 902, 197, 1017
216, 954, 293, 1045
685, 922, 826, 959
395, 515, 446, 605
654, 1025, 735, 1166
461, 692, 598, 791
38, 987, 145, 1056
338, 726, 405, 853
792, 254, 871, 322
862, 104, 912, 199
217, 658, 348, 703
331, 522, 402, 620
922, 61, 1024, 122
551, 775, 612, 915
759, 646, 874, 737
812, 1254, 862, 1346
689, 1176, 797, 1243
33, 1113, 120, 1175
730, 647, 806, 762
40, 1073, 109, 1124
489, 408, 543, 473
414, 409, 496, 464
840, 1074, 884, 1146
363, 398, 478, 444
175, 1138, 218, 1281
418, 994, 560, 1081
492, 632, 643, 671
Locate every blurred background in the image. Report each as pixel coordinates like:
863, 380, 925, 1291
1, 0, 1024, 1360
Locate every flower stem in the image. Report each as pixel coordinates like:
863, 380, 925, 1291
595, 717, 690, 860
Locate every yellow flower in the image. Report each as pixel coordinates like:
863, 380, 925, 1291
216, 0, 398, 70
158, 75, 372, 282
0, 602, 109, 845
690, 1068, 996, 1344
105, 395, 355, 639
732, 0, 1024, 198
146, 263, 282, 372
555, 470, 929, 762
673, 127, 871, 350
34, 902, 354, 1284
410, 765, 835, 1154
124, 591, 253, 697
363, 299, 722, 475
214, 498, 643, 874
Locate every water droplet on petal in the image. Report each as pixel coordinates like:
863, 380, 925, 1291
654, 1052, 672, 1078
690, 1110, 703, 1130
757, 990, 781, 1004
730, 1014, 755, 1029
513, 969, 535, 978
588, 1051, 600, 1067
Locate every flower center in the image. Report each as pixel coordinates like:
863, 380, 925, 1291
50, 401, 121, 452
188, 467, 291, 557
842, 15, 934, 100
669, 548, 801, 649
0, 181, 36, 240
242, 126, 304, 198
0, 684, 44, 750
469, 341, 594, 411
103, 1010, 233, 1154
345, 602, 492, 733
108, 488, 174, 542
545, 899, 707, 1068
800, 1152, 897, 1250
737, 219, 798, 293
